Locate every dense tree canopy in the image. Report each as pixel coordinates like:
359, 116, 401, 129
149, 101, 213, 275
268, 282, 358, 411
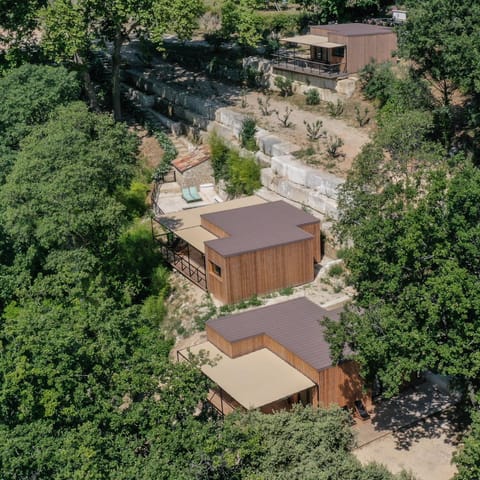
398, 0, 480, 104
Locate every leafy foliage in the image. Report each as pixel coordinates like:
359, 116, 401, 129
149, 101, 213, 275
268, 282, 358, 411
274, 75, 294, 97
305, 88, 320, 105
398, 0, 480, 103
0, 64, 80, 150
152, 130, 178, 181
240, 116, 258, 151
221, 0, 263, 47
1, 102, 138, 259
209, 132, 261, 197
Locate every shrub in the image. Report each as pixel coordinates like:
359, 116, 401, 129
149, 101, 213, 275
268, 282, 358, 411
304, 119, 325, 141
354, 105, 370, 127
209, 131, 231, 181
240, 117, 257, 151
152, 131, 177, 181
360, 61, 395, 106
304, 88, 320, 105
327, 99, 344, 117
226, 150, 261, 197
326, 134, 344, 158
275, 105, 294, 128
274, 76, 294, 97
328, 263, 344, 277
118, 181, 149, 217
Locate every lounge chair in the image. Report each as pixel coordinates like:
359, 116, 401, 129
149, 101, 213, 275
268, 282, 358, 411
182, 186, 202, 203
354, 400, 370, 420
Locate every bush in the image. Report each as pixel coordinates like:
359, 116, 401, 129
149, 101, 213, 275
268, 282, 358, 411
327, 99, 344, 117
209, 131, 231, 181
118, 181, 149, 217
304, 88, 320, 105
359, 61, 395, 107
274, 76, 294, 97
328, 263, 344, 277
226, 150, 261, 197
152, 131, 177, 181
240, 117, 257, 151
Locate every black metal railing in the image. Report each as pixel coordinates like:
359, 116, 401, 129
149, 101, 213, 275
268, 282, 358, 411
150, 170, 177, 217
158, 243, 207, 290
272, 54, 346, 77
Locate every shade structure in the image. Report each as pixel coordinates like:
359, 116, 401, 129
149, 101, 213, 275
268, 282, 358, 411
187, 342, 315, 410
280, 34, 345, 49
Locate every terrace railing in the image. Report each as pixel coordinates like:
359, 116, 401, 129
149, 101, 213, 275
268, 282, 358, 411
272, 54, 346, 78
158, 242, 207, 291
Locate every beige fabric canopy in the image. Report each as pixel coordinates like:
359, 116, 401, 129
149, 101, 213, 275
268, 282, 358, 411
187, 342, 315, 410
280, 34, 344, 49
175, 226, 216, 254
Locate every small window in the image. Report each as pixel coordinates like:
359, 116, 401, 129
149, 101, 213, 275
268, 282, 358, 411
210, 261, 222, 277
332, 47, 345, 58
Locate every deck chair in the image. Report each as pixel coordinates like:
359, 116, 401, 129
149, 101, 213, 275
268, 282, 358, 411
354, 400, 370, 421
182, 186, 202, 203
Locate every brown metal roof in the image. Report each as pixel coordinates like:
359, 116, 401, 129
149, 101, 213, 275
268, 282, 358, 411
202, 201, 319, 257
206, 297, 343, 371
314, 23, 394, 37
172, 145, 210, 173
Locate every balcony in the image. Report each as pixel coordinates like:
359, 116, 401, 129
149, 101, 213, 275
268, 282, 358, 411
272, 54, 347, 79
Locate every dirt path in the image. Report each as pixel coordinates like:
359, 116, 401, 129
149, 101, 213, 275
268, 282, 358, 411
235, 92, 371, 177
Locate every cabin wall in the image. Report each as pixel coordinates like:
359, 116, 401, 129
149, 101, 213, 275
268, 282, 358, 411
206, 324, 234, 357
317, 361, 371, 408
299, 221, 321, 262
205, 247, 229, 303
222, 238, 315, 304
307, 27, 397, 74
230, 334, 266, 357
201, 217, 230, 238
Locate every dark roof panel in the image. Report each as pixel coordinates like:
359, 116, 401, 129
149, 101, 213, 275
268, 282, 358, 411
202, 201, 319, 256
207, 297, 342, 371
314, 23, 394, 36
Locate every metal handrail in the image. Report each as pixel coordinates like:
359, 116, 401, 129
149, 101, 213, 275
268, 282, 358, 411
272, 53, 345, 75
158, 243, 207, 290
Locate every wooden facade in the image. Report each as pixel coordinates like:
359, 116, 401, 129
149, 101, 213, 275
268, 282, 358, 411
205, 237, 317, 304
206, 319, 370, 410
309, 24, 397, 74
201, 203, 321, 305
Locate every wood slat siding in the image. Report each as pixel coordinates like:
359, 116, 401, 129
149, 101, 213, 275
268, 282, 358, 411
300, 222, 321, 262
307, 27, 397, 74
317, 362, 370, 408
230, 334, 266, 357
206, 324, 234, 357
225, 239, 315, 304
207, 326, 369, 408
201, 217, 229, 238
205, 248, 229, 302
263, 335, 319, 385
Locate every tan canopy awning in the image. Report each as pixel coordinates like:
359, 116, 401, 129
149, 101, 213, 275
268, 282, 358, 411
187, 342, 315, 410
280, 34, 345, 49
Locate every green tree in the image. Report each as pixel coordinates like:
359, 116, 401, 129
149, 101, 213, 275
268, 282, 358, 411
0, 0, 47, 67
41, 0, 204, 120
221, 0, 263, 48
398, 0, 480, 105
327, 159, 480, 399
0, 64, 80, 150
453, 411, 480, 480
0, 102, 138, 258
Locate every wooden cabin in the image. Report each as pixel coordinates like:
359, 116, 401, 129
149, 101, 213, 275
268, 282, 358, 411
186, 298, 370, 414
154, 197, 321, 304
276, 23, 397, 81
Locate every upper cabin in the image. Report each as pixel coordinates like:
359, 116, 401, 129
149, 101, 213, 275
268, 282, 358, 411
275, 23, 397, 81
